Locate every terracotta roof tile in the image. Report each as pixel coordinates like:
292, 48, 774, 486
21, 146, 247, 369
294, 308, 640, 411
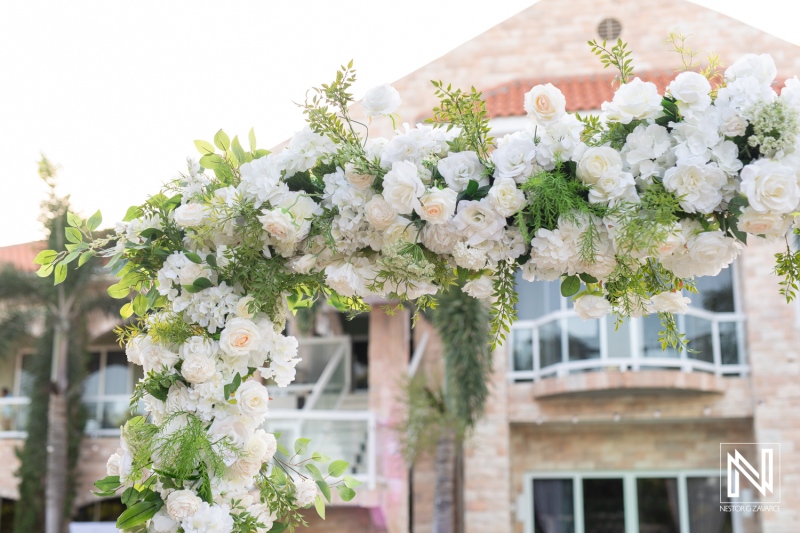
0, 241, 47, 273
484, 71, 676, 117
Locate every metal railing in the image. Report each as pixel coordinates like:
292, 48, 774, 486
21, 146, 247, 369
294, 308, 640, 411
508, 307, 748, 382
265, 409, 376, 490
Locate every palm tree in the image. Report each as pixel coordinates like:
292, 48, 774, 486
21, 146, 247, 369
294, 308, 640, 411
400, 284, 492, 533
0, 157, 117, 533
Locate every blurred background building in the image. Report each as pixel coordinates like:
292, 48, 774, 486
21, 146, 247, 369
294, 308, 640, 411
2, 0, 800, 532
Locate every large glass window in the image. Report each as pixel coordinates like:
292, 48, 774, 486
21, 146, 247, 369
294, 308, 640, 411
529, 473, 734, 533
512, 266, 746, 380
83, 348, 143, 432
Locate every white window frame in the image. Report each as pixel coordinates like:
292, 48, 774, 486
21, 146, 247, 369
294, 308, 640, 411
83, 344, 142, 437
521, 469, 742, 533
508, 263, 748, 381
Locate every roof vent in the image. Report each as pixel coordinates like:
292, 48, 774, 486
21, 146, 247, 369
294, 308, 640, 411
598, 18, 622, 41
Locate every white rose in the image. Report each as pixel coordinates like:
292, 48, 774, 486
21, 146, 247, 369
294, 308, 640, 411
219, 318, 262, 357
655, 225, 686, 257
181, 502, 233, 533
576, 147, 623, 186
462, 275, 494, 300
235, 296, 256, 319
437, 151, 487, 192
725, 53, 777, 85
258, 208, 297, 243
230, 456, 263, 479
663, 164, 728, 213
687, 231, 742, 271
601, 78, 663, 124
647, 291, 691, 314
344, 163, 376, 190
294, 478, 319, 507
247, 503, 274, 533
179, 336, 218, 360
781, 77, 800, 109
573, 295, 611, 320
740, 159, 800, 214
236, 380, 270, 419
279, 192, 321, 223
166, 490, 202, 521
492, 137, 537, 182
288, 253, 318, 274
668, 72, 712, 118
181, 353, 217, 384
488, 177, 526, 217
417, 187, 457, 224
364, 195, 398, 230
737, 208, 792, 238
246, 431, 278, 462
452, 199, 506, 246
382, 160, 425, 215
149, 508, 179, 533
588, 171, 638, 205
421, 222, 460, 255
166, 381, 195, 413
524, 83, 566, 125
362, 84, 401, 117
178, 262, 207, 287
174, 203, 207, 228
718, 108, 748, 138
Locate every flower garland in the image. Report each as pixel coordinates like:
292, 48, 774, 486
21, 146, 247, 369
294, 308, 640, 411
35, 43, 800, 532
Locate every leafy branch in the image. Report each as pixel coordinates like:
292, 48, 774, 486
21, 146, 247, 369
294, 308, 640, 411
588, 38, 634, 85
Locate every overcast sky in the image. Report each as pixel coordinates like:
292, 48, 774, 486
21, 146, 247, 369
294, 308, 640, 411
2, 0, 799, 247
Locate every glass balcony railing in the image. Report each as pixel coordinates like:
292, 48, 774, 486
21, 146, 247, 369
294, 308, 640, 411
509, 309, 748, 382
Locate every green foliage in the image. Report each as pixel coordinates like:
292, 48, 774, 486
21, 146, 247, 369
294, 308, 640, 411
489, 260, 518, 350
427, 81, 494, 162
611, 182, 683, 258
588, 38, 634, 85
775, 240, 800, 302
516, 161, 605, 240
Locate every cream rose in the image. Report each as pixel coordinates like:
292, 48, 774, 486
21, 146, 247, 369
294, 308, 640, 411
344, 163, 376, 190
365, 195, 398, 230
601, 78, 663, 124
488, 177, 526, 217
524, 83, 566, 125
294, 478, 319, 507
236, 380, 270, 419
257, 208, 297, 243
737, 208, 792, 238
382, 160, 425, 215
246, 431, 278, 462
647, 291, 691, 314
181, 353, 217, 384
219, 317, 262, 357
740, 159, 800, 214
235, 296, 256, 319
166, 489, 202, 521
416, 187, 457, 224
247, 503, 274, 532
174, 203, 207, 228
361, 84, 401, 117
576, 147, 623, 185
231, 456, 263, 479
573, 294, 611, 320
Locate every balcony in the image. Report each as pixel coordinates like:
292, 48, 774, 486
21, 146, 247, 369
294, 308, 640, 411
509, 267, 748, 386
0, 397, 30, 438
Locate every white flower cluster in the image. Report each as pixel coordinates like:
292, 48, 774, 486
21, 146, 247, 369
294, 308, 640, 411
95, 52, 800, 529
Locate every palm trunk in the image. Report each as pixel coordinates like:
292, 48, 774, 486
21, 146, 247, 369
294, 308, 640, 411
433, 429, 456, 533
45, 302, 70, 533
